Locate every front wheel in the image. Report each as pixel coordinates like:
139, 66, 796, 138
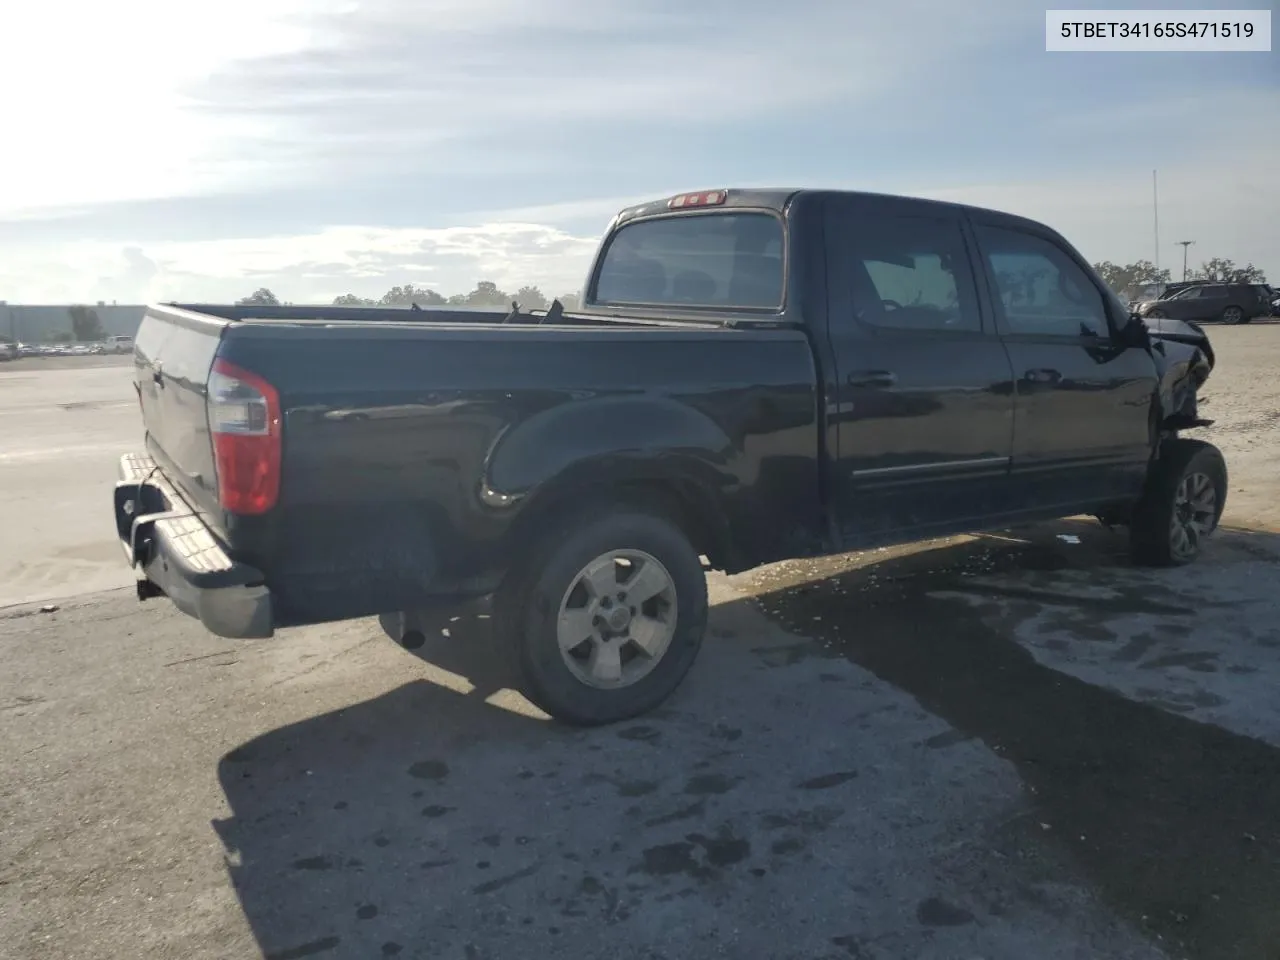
1130, 438, 1227, 567
496, 506, 709, 726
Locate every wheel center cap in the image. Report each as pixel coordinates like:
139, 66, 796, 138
607, 607, 631, 631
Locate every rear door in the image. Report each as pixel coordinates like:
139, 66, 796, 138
1190, 284, 1230, 321
133, 307, 226, 518
968, 218, 1156, 510
824, 198, 1016, 544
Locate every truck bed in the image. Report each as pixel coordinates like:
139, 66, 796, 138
129, 303, 825, 630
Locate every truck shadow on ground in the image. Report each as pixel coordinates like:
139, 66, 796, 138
745, 519, 1280, 960
214, 519, 1280, 960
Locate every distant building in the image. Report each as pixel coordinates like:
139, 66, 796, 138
0, 302, 146, 343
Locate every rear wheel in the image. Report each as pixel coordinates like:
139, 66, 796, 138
495, 505, 708, 726
1221, 305, 1245, 325
1130, 438, 1227, 567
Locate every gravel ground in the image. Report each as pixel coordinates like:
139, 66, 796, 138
2, 323, 1280, 960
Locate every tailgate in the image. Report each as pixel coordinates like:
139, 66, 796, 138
133, 305, 228, 520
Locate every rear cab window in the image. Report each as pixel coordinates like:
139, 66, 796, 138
591, 212, 784, 310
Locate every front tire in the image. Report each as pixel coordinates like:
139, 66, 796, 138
1130, 438, 1227, 567
496, 506, 708, 726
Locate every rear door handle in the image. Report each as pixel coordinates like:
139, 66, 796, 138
846, 370, 897, 388
1024, 368, 1061, 384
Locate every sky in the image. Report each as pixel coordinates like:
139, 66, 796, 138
0, 0, 1276, 304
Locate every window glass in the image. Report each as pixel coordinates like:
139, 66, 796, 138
593, 212, 783, 308
846, 216, 981, 332
976, 226, 1108, 337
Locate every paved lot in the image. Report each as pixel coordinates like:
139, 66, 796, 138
0, 355, 139, 608
3, 327, 1280, 960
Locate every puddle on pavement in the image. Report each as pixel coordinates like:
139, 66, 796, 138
741, 520, 1280, 960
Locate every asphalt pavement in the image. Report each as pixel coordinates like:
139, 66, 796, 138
0, 357, 139, 608
4, 332, 1280, 960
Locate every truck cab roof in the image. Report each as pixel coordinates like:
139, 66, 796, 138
613, 187, 1052, 237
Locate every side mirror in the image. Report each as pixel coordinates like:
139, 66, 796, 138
1120, 312, 1151, 348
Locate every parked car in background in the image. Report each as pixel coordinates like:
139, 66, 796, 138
1134, 282, 1270, 325
0, 340, 16, 361
107, 335, 134, 354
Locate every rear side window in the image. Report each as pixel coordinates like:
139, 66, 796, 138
592, 212, 784, 309
844, 215, 982, 332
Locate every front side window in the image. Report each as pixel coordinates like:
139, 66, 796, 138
976, 226, 1108, 337
593, 212, 784, 309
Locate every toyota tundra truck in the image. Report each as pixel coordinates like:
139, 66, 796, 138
113, 187, 1221, 725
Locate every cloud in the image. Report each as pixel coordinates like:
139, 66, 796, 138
192, 0, 1032, 175
4, 136, 1276, 306
1, 0, 1275, 302
0, 0, 1036, 220
0, 0, 324, 214
0, 223, 599, 304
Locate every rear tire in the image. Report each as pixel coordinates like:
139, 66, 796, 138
1129, 438, 1227, 567
1221, 305, 1245, 325
495, 505, 708, 726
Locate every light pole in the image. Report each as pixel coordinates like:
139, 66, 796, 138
1178, 240, 1195, 281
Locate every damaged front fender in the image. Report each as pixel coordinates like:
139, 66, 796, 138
1142, 316, 1215, 430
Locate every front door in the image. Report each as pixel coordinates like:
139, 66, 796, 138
968, 219, 1157, 511
824, 200, 1017, 545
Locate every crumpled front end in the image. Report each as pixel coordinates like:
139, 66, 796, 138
1143, 316, 1215, 430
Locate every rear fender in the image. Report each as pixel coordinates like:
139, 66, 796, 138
480, 396, 737, 565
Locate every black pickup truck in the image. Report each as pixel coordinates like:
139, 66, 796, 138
114, 187, 1222, 725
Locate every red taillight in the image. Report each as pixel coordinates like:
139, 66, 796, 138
668, 190, 727, 209
208, 358, 281, 515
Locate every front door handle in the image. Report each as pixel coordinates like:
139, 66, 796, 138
846, 370, 897, 388
1023, 368, 1061, 385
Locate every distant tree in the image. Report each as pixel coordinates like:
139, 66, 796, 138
1093, 260, 1171, 299
332, 294, 376, 306
1192, 258, 1267, 283
379, 284, 447, 307
464, 281, 512, 308
237, 287, 280, 306
67, 305, 106, 342
514, 285, 548, 310
557, 292, 582, 311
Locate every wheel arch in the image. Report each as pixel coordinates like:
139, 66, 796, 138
497, 455, 738, 576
